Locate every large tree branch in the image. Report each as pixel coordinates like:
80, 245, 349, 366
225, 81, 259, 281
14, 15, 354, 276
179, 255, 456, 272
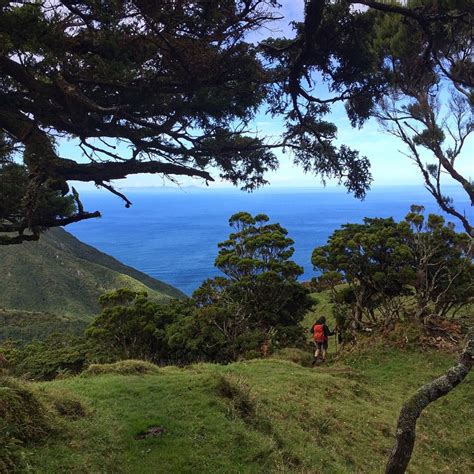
385, 330, 474, 474
0, 210, 101, 245
54, 158, 214, 183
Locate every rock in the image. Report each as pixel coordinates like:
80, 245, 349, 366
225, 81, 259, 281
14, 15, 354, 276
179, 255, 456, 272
135, 426, 166, 440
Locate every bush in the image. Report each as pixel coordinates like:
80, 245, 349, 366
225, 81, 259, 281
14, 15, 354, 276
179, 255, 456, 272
0, 334, 119, 381
82, 360, 159, 377
1, 335, 90, 380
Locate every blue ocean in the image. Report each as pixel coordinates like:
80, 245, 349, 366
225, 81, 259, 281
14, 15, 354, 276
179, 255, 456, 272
69, 186, 472, 295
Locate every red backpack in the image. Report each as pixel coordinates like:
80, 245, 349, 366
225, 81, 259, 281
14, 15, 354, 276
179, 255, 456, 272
313, 324, 326, 343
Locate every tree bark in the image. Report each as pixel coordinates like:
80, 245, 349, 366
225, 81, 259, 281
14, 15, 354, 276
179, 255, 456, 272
385, 331, 474, 474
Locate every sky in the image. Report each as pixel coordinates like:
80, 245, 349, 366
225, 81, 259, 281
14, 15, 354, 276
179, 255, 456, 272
63, 0, 472, 192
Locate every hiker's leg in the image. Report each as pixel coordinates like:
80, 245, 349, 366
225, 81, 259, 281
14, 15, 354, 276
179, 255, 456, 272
321, 341, 328, 361
312, 344, 319, 366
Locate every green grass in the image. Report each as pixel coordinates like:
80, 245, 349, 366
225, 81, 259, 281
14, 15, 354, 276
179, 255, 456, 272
19, 349, 473, 473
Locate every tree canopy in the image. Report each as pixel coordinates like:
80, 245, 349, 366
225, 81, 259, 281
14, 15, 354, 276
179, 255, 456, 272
1, 1, 472, 243
193, 212, 311, 355
312, 206, 473, 328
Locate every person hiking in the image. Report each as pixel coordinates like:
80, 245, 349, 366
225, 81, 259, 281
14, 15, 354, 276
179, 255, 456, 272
311, 316, 335, 364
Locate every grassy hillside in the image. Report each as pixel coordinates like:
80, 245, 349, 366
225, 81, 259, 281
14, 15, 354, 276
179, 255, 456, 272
19, 349, 473, 473
0, 228, 184, 320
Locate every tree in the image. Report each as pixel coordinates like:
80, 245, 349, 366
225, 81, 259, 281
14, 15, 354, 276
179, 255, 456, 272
286, 0, 473, 235
0, 132, 86, 244
312, 217, 413, 326
3, 2, 470, 243
385, 330, 474, 474
193, 212, 311, 355
371, 1, 473, 235
312, 208, 473, 326
1, 0, 406, 244
86, 289, 171, 360
0, 1, 357, 243
405, 205, 473, 319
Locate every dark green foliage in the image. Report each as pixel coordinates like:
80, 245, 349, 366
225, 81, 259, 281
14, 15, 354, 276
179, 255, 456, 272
87, 290, 222, 364
193, 212, 311, 356
0, 1, 282, 242
404, 205, 474, 318
0, 309, 87, 343
87, 290, 180, 361
367, 1, 474, 234
1, 2, 471, 242
312, 206, 473, 327
98, 288, 148, 308
85, 213, 311, 364
0, 161, 76, 244
0, 334, 112, 381
165, 300, 234, 363
312, 216, 413, 324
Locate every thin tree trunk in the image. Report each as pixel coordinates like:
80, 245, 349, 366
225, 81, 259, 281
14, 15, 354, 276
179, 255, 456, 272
385, 331, 473, 474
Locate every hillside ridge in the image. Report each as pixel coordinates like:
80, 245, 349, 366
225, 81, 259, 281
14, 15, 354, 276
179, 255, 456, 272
0, 228, 184, 320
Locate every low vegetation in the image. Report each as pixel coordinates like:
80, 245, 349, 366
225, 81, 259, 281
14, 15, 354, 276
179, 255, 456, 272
82, 360, 159, 377
0, 348, 470, 473
0, 309, 87, 343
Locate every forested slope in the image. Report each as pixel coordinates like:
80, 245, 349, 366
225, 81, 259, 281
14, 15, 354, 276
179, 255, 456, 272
0, 228, 184, 320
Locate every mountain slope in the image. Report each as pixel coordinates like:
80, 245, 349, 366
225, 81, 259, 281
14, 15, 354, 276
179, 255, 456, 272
0, 228, 184, 319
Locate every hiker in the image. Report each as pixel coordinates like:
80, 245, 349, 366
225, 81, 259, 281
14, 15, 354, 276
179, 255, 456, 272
311, 316, 335, 364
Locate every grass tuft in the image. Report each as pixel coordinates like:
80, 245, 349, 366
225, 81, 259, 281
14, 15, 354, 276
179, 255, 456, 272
48, 390, 88, 420
216, 373, 256, 422
0, 377, 55, 472
271, 347, 314, 367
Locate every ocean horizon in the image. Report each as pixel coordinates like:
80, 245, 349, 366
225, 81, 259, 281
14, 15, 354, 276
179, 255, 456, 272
68, 185, 472, 295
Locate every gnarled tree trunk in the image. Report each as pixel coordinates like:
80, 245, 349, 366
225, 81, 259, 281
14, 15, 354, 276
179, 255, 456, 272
385, 330, 473, 474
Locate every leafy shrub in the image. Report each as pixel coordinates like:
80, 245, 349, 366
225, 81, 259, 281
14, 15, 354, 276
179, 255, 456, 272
312, 207, 473, 327
2, 335, 90, 380
82, 360, 159, 377
87, 292, 186, 362
0, 309, 87, 344
0, 334, 118, 381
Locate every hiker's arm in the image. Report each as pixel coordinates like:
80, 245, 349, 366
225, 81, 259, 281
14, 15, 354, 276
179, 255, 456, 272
324, 325, 335, 337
